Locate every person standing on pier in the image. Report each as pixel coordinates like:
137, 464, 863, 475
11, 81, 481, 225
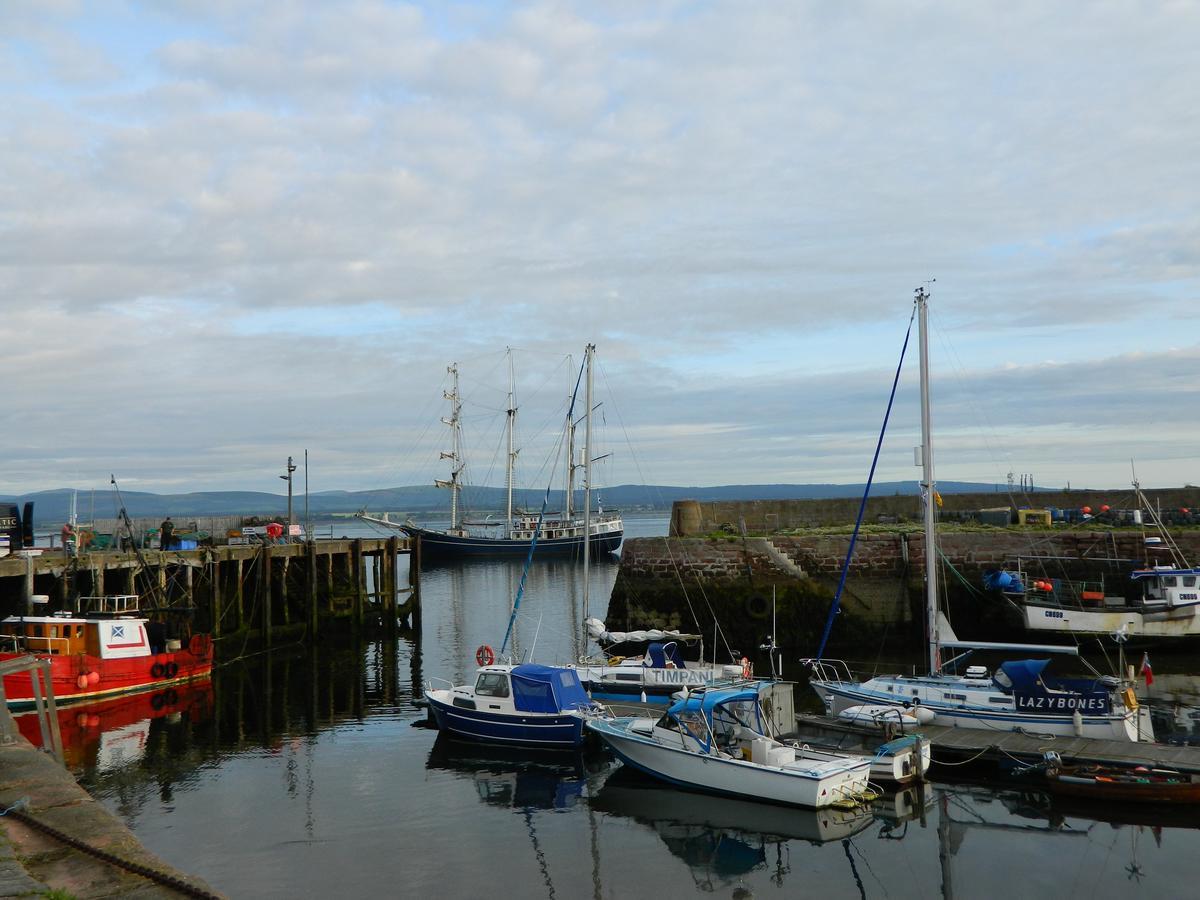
61, 522, 76, 556
159, 516, 174, 551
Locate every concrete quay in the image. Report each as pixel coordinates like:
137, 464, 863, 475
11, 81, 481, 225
0, 708, 222, 898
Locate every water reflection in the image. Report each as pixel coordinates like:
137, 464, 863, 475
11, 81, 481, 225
591, 766, 876, 890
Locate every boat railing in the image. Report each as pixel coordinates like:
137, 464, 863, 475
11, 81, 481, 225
78, 595, 141, 615
800, 658, 856, 685
425, 677, 455, 691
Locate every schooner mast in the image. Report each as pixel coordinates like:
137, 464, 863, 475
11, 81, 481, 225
916, 287, 940, 675
505, 348, 517, 539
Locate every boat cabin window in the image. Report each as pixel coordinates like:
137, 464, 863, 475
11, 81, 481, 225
1184, 576, 1197, 588
76, 625, 84, 638
475, 673, 510, 698
1162, 576, 1177, 587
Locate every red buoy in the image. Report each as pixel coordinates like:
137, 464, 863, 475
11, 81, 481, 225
1081, 506, 1092, 515
1099, 505, 1110, 513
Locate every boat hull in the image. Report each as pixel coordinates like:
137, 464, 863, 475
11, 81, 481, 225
587, 718, 871, 809
811, 681, 1144, 743
1020, 602, 1200, 640
404, 525, 623, 559
1045, 767, 1200, 803
1, 645, 214, 711
425, 691, 587, 749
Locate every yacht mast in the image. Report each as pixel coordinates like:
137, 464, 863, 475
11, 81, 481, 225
916, 288, 939, 675
506, 348, 516, 537
435, 364, 463, 532
581, 344, 595, 640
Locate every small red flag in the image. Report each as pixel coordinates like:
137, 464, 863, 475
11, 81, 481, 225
1140, 652, 1154, 686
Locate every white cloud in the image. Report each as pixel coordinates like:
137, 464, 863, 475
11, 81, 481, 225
0, 1, 1197, 494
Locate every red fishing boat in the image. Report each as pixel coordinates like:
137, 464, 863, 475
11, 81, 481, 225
0, 595, 213, 710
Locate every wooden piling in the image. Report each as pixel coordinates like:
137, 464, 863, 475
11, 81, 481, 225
261, 545, 273, 648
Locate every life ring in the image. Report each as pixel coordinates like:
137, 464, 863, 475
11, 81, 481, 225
475, 644, 495, 667
150, 662, 166, 679
164, 662, 179, 678
745, 594, 770, 619
741, 657, 752, 679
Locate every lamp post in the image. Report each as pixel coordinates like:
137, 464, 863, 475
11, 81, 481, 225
280, 456, 296, 538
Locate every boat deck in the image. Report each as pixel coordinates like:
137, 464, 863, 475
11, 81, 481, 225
795, 713, 1200, 773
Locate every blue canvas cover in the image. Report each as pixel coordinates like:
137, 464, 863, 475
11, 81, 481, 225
646, 642, 687, 668
511, 664, 592, 714
998, 659, 1050, 690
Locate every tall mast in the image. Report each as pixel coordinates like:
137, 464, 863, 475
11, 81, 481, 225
436, 364, 463, 532
581, 344, 595, 638
506, 348, 516, 536
916, 288, 939, 674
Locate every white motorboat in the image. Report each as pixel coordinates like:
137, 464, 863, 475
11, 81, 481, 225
586, 687, 874, 809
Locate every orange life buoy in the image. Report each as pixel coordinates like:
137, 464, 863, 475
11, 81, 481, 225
741, 657, 752, 679
475, 644, 495, 667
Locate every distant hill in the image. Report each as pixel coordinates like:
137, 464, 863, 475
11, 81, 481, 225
4, 481, 1040, 525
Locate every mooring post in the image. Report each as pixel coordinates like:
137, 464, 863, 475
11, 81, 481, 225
325, 550, 334, 614
235, 557, 245, 632
23, 555, 34, 614
261, 545, 273, 648
307, 540, 318, 636
210, 554, 223, 639
386, 536, 399, 633
280, 556, 290, 626
411, 535, 422, 634
351, 539, 364, 629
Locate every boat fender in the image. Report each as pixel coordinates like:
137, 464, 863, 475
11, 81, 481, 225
1122, 687, 1138, 711
76, 674, 88, 690
150, 693, 166, 711
475, 644, 495, 667
87, 671, 99, 685
151, 662, 166, 679
164, 662, 179, 678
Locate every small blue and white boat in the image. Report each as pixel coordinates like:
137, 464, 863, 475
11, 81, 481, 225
426, 663, 604, 749
587, 687, 874, 809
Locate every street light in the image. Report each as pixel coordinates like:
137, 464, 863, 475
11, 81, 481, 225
279, 456, 296, 537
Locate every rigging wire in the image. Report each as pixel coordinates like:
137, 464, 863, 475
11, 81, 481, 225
814, 305, 917, 659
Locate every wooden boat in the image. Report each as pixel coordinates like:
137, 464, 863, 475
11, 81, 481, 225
0, 595, 213, 709
1043, 756, 1200, 803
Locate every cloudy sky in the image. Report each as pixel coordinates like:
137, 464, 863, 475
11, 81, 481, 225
2, 1, 1197, 497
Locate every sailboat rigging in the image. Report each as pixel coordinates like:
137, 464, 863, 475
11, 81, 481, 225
804, 288, 1152, 743
360, 348, 623, 559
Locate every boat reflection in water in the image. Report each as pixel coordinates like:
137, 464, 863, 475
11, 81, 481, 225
591, 766, 876, 889
14, 679, 213, 774
424, 733, 612, 811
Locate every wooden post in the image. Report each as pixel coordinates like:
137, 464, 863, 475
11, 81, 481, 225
183, 562, 194, 610
325, 549, 334, 613
307, 540, 318, 636
261, 545, 273, 648
410, 535, 422, 633
211, 554, 223, 639
386, 536, 399, 632
23, 555, 35, 614
280, 556, 290, 626
235, 557, 245, 632
123, 565, 135, 595
351, 539, 364, 629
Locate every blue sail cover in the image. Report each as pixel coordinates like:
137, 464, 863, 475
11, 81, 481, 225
999, 659, 1112, 715
646, 642, 687, 668
510, 664, 592, 714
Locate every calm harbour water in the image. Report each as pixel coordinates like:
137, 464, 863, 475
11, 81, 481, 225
42, 516, 1200, 899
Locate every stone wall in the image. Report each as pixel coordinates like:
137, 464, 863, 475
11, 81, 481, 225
670, 487, 1200, 535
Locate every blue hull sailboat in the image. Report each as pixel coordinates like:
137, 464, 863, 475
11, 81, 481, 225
360, 348, 623, 559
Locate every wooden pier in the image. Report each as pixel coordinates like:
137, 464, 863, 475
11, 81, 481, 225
796, 712, 1200, 773
0, 536, 421, 647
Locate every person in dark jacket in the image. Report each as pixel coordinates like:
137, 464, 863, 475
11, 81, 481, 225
159, 517, 174, 550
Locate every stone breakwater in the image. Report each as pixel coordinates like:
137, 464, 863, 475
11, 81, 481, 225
608, 531, 1200, 664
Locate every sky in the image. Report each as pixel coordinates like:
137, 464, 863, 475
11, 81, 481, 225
1, 1, 1197, 497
